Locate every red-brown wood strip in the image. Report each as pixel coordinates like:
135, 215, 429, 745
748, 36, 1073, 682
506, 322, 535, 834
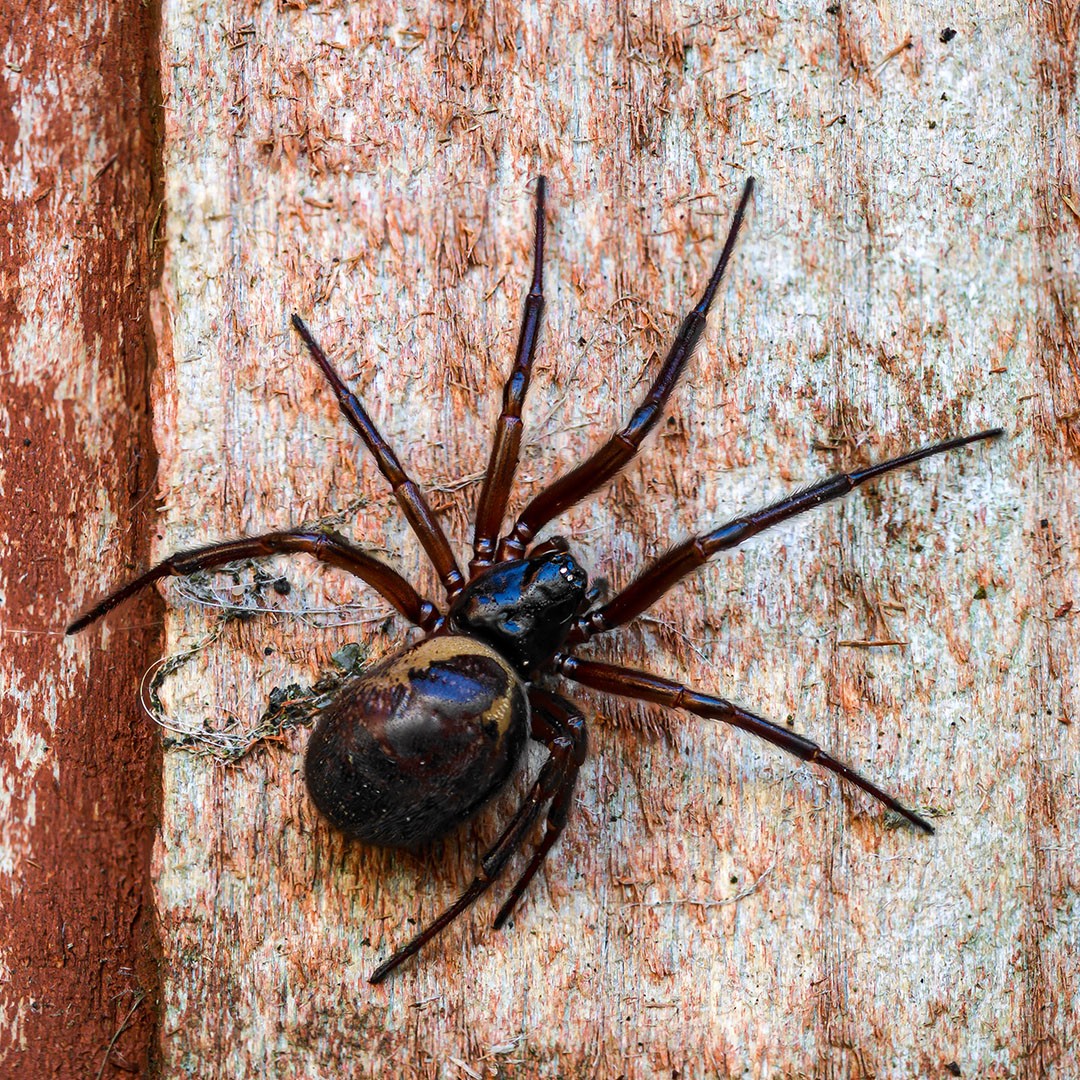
0, 1, 163, 1074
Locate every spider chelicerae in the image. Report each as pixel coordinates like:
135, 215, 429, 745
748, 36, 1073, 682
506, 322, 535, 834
69, 176, 1000, 982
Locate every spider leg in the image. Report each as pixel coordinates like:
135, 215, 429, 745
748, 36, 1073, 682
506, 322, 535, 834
493, 689, 587, 929
66, 530, 440, 634
497, 177, 755, 562
470, 177, 547, 576
292, 316, 465, 600
572, 428, 1003, 643
553, 652, 934, 834
368, 685, 587, 984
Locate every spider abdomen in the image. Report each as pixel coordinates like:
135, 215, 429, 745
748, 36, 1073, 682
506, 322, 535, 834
304, 636, 529, 849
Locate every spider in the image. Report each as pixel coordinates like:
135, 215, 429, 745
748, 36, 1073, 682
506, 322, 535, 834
68, 176, 1001, 983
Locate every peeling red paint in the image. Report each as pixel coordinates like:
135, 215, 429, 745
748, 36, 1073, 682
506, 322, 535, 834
1033, 0, 1079, 107
0, 0, 164, 1075
1030, 0, 1080, 458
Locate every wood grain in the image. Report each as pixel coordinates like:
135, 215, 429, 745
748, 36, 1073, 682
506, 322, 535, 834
0, 1, 163, 1075
60, 0, 1080, 1075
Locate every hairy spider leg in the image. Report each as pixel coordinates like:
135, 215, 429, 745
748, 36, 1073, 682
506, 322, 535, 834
368, 686, 587, 983
572, 428, 1004, 643
497, 177, 755, 562
554, 653, 934, 834
470, 177, 547, 577
66, 530, 440, 635
292, 315, 465, 600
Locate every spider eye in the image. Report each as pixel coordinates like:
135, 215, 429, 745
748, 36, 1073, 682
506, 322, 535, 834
528, 552, 587, 594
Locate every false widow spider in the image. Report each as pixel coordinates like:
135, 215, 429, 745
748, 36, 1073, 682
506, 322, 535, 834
69, 176, 1001, 983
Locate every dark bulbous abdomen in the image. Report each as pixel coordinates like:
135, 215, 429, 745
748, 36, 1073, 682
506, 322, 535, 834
304, 636, 529, 849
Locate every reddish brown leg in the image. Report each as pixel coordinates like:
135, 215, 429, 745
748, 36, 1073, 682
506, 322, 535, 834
368, 686, 587, 984
66, 530, 440, 634
498, 177, 755, 561
292, 316, 465, 599
470, 177, 547, 576
554, 653, 934, 834
493, 689, 587, 928
572, 428, 1003, 643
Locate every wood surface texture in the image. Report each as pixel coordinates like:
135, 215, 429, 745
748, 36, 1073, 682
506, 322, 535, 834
0, 1, 163, 1075
8, 0, 1077, 1076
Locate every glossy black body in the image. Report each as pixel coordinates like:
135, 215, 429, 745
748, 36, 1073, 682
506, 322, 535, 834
448, 548, 588, 675
306, 549, 587, 848
306, 636, 530, 848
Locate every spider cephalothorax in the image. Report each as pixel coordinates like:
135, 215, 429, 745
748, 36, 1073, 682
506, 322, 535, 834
448, 542, 590, 674
68, 176, 1000, 982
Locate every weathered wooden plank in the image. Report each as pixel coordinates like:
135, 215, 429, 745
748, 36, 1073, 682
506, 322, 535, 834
0, 1, 163, 1075
87, 0, 1080, 1074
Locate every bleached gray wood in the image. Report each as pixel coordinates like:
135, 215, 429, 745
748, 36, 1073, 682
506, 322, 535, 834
152, 1, 1078, 1075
